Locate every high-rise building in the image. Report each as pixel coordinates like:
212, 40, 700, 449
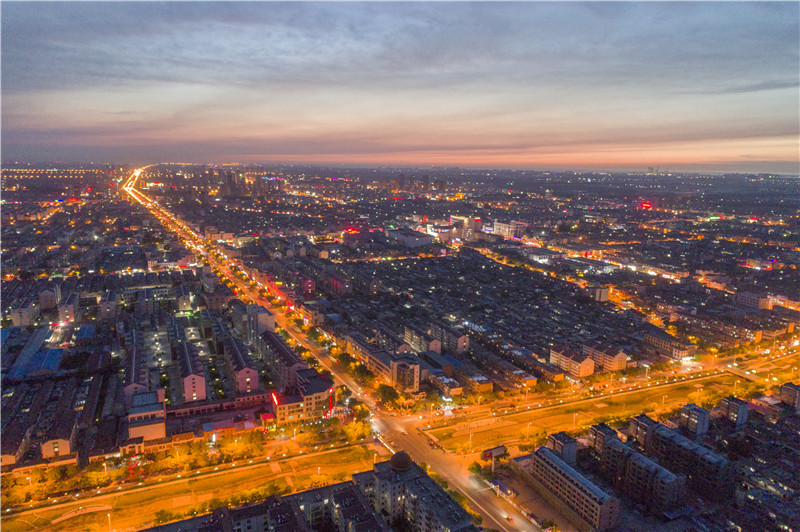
588, 424, 686, 512
718, 395, 749, 428
679, 403, 710, 438
640, 421, 734, 500
780, 382, 800, 411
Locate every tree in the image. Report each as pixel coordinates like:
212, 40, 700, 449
336, 385, 352, 401
351, 401, 370, 421
377, 384, 400, 404
468, 461, 482, 475
154, 510, 178, 525
342, 421, 371, 442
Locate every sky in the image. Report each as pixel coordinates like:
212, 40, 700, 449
2, 2, 798, 173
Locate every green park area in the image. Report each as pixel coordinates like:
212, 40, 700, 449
428, 373, 742, 453
1, 444, 389, 532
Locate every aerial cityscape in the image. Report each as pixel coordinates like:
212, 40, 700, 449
1, 3, 799, 532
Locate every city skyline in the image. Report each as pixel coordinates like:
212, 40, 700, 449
2, 1, 799, 173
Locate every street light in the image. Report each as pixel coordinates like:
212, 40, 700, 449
108, 513, 112, 532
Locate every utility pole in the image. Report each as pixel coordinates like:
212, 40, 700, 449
469, 433, 472, 453
526, 422, 531, 441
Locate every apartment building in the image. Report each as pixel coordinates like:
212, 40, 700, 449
527, 447, 621, 531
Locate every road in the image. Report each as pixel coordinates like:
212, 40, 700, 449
123, 168, 537, 531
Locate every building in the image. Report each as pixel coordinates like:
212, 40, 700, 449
224, 337, 259, 395
175, 341, 206, 403
404, 324, 442, 355
736, 291, 773, 310
127, 391, 166, 442
582, 343, 627, 373
588, 423, 620, 455
427, 320, 469, 355
453, 364, 493, 394
639, 421, 734, 500
546, 432, 577, 465
123, 344, 149, 408
174, 285, 193, 312
353, 451, 478, 532
246, 304, 275, 345
718, 395, 749, 428
529, 359, 565, 382
427, 372, 463, 396
271, 369, 334, 425
449, 215, 481, 241
348, 334, 422, 393
526, 447, 621, 531
628, 414, 659, 449
643, 324, 694, 360
588, 285, 609, 302
779, 382, 800, 411
492, 220, 527, 240
98, 290, 120, 320
550, 346, 594, 379
679, 403, 711, 438
588, 424, 686, 512
257, 330, 308, 391
385, 228, 435, 248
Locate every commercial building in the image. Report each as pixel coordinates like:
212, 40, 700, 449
385, 228, 435, 248
271, 369, 334, 425
126, 391, 166, 443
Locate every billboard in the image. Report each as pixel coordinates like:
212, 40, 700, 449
482, 445, 506, 460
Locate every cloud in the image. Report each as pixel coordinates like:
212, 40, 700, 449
1, 2, 798, 171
